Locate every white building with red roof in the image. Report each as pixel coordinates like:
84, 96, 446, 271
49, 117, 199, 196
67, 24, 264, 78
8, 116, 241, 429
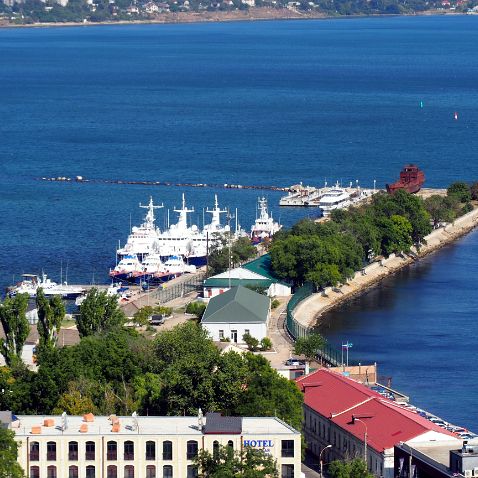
297, 369, 460, 478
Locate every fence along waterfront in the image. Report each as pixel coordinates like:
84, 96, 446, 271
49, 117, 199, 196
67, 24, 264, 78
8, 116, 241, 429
286, 283, 344, 367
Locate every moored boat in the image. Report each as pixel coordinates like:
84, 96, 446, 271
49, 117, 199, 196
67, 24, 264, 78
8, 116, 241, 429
8, 273, 85, 299
251, 197, 282, 244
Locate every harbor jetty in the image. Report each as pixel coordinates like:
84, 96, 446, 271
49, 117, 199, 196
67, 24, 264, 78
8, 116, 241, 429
292, 205, 478, 331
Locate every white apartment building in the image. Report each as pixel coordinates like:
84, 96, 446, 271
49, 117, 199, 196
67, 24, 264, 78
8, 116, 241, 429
3, 411, 301, 478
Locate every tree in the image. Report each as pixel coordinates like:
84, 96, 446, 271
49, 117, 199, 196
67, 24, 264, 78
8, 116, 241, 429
233, 354, 303, 431
186, 302, 207, 319
0, 426, 25, 478
133, 305, 154, 327
53, 389, 97, 415
243, 333, 259, 352
293, 333, 326, 363
208, 235, 256, 276
328, 458, 373, 478
306, 263, 342, 289
381, 215, 413, 255
195, 444, 278, 478
447, 182, 471, 203
76, 288, 125, 337
0, 294, 30, 366
470, 181, 478, 201
36, 288, 65, 354
424, 195, 456, 227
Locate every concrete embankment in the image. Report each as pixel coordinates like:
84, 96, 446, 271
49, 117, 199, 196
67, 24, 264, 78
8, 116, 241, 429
294, 206, 478, 330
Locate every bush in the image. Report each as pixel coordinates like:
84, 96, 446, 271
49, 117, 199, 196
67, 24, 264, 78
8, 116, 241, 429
271, 299, 280, 309
260, 337, 272, 351
461, 202, 473, 215
447, 182, 471, 203
243, 333, 259, 351
185, 302, 206, 319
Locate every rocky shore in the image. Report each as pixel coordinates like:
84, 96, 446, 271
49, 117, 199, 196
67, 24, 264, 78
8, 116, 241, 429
294, 205, 478, 330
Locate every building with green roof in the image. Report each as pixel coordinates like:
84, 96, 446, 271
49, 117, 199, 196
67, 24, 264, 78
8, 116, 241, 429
203, 254, 291, 299
201, 286, 270, 344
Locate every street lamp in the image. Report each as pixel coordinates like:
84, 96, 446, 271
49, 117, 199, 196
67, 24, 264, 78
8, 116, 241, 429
320, 444, 332, 478
352, 416, 368, 465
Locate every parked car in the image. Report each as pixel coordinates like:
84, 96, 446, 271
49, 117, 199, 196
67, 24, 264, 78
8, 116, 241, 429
285, 358, 306, 367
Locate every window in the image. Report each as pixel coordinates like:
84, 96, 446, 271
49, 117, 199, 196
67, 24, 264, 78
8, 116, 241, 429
281, 440, 294, 458
30, 442, 40, 461
227, 440, 234, 451
69, 466, 78, 478
244, 329, 250, 335
30, 467, 40, 478
163, 441, 172, 460
281, 464, 294, 478
124, 441, 134, 460
187, 466, 198, 478
146, 441, 156, 460
186, 440, 198, 460
85, 441, 95, 460
213, 440, 219, 459
219, 330, 224, 340
86, 465, 96, 478
107, 441, 117, 460
47, 441, 57, 461
163, 465, 173, 478
107, 465, 117, 478
69, 441, 78, 461
146, 465, 156, 478
124, 465, 135, 478
47, 466, 57, 478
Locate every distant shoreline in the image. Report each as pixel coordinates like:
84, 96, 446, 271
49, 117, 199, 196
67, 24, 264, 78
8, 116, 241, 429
0, 8, 467, 30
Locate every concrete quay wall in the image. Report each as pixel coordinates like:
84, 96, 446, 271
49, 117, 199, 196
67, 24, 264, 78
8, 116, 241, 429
294, 206, 478, 330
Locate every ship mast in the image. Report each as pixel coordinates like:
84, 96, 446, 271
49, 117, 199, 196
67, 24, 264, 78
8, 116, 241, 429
174, 193, 194, 230
139, 196, 164, 228
206, 194, 227, 229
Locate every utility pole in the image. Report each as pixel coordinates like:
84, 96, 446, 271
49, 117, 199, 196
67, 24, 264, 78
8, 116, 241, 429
226, 209, 235, 288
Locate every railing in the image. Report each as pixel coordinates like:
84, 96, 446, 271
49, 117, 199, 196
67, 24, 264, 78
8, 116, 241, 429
153, 273, 205, 304
285, 282, 352, 367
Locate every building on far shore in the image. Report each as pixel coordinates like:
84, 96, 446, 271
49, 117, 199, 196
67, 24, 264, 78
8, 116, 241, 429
1, 410, 301, 478
297, 369, 459, 478
203, 254, 291, 299
201, 286, 270, 344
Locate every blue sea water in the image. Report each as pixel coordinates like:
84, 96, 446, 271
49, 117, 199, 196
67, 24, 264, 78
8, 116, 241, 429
0, 16, 477, 428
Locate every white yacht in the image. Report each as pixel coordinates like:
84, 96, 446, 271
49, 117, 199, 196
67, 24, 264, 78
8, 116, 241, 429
116, 197, 163, 262
318, 184, 352, 216
8, 273, 85, 299
251, 197, 282, 243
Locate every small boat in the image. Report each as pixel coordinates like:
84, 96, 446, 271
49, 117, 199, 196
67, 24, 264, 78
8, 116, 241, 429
454, 111, 458, 120
8, 273, 85, 299
386, 165, 425, 195
152, 255, 196, 283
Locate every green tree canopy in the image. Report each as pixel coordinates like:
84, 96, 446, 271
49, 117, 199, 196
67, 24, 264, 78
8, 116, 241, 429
293, 333, 326, 363
76, 288, 125, 337
328, 458, 373, 478
36, 288, 65, 356
195, 444, 278, 478
0, 294, 30, 367
447, 181, 471, 203
0, 426, 25, 478
208, 235, 256, 276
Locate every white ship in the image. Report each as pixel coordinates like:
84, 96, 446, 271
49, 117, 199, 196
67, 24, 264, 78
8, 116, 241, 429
116, 197, 163, 262
251, 197, 282, 243
109, 254, 143, 280
8, 273, 85, 299
318, 184, 352, 216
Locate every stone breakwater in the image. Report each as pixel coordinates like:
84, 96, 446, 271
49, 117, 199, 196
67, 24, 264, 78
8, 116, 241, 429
294, 206, 478, 330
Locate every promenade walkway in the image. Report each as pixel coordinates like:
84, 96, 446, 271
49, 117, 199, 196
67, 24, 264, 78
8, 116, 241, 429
294, 206, 478, 329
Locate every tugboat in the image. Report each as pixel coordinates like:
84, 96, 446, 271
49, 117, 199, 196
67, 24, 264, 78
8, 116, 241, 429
386, 165, 425, 194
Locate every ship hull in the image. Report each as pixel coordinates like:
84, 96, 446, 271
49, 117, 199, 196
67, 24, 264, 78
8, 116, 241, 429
386, 183, 422, 194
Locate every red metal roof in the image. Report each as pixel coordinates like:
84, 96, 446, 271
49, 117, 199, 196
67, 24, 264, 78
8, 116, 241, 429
297, 369, 454, 453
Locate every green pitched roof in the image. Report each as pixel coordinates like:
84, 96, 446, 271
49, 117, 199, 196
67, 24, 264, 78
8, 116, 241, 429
242, 254, 280, 282
201, 286, 270, 324
203, 278, 273, 288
